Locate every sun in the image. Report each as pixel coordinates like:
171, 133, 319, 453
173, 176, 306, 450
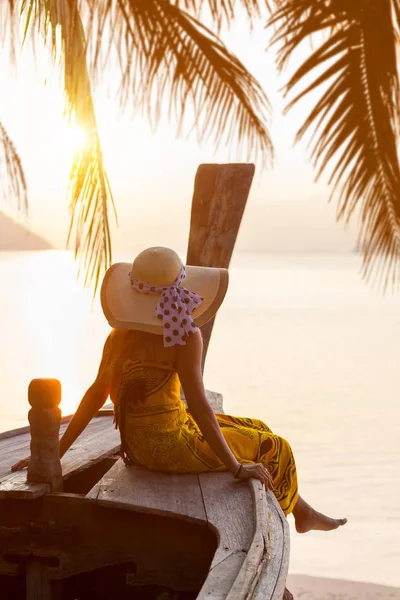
63, 124, 88, 155
60, 123, 90, 176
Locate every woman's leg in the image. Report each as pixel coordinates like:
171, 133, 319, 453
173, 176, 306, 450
258, 433, 347, 531
217, 417, 299, 514
217, 417, 347, 532
292, 494, 347, 533
258, 433, 299, 515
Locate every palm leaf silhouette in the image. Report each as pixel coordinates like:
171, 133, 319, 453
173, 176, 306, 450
19, 0, 116, 293
2, 0, 273, 293
269, 0, 400, 288
0, 120, 27, 213
86, 0, 272, 157
173, 0, 264, 29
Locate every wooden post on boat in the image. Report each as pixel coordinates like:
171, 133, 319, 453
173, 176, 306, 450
187, 163, 255, 370
27, 378, 63, 492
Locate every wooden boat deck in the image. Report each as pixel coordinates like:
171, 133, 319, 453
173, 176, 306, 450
0, 409, 120, 499
0, 390, 289, 599
86, 459, 289, 599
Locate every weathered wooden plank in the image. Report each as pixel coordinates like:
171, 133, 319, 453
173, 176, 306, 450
26, 559, 52, 600
197, 553, 247, 600
87, 459, 207, 524
273, 506, 290, 600
0, 404, 114, 465
252, 492, 290, 600
61, 418, 120, 478
0, 415, 118, 476
0, 472, 50, 499
186, 163, 255, 367
180, 388, 225, 415
225, 479, 268, 599
196, 472, 255, 600
198, 479, 288, 600
0, 420, 110, 477
198, 472, 253, 569
205, 390, 225, 414
0, 414, 119, 499
187, 163, 255, 267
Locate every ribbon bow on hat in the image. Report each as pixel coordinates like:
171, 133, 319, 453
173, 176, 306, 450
129, 266, 203, 347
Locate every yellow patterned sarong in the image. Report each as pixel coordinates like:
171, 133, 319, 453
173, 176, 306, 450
112, 357, 299, 516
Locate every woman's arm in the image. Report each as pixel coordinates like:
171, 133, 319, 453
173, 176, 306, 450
59, 379, 109, 458
176, 331, 274, 489
176, 331, 241, 476
60, 331, 114, 457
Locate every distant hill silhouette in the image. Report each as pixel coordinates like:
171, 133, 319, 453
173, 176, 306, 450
0, 212, 53, 250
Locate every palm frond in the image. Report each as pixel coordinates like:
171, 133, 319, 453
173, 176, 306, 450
172, 0, 264, 30
1, 2, 19, 77
20, 0, 116, 294
0, 120, 28, 213
86, 0, 273, 164
270, 0, 400, 289
4, 0, 272, 293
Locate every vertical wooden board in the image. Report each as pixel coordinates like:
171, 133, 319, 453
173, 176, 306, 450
225, 480, 269, 600
186, 163, 255, 366
204, 390, 225, 414
187, 163, 255, 268
27, 378, 63, 491
180, 388, 225, 415
87, 459, 207, 524
26, 560, 52, 600
252, 492, 290, 600
270, 493, 290, 600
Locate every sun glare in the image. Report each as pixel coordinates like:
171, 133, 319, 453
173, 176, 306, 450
60, 123, 90, 178
63, 124, 88, 155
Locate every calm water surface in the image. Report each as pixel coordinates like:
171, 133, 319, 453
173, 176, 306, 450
0, 250, 399, 587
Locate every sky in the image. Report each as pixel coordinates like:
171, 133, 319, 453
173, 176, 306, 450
0, 6, 358, 255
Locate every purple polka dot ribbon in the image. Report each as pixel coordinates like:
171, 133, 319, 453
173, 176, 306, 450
128, 266, 203, 347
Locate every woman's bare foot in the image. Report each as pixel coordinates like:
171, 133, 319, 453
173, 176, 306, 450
295, 505, 347, 533
283, 587, 294, 600
293, 495, 347, 534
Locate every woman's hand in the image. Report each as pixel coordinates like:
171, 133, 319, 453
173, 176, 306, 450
11, 456, 30, 472
236, 463, 274, 490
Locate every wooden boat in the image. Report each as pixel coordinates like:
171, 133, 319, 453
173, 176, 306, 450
0, 392, 289, 600
0, 163, 290, 599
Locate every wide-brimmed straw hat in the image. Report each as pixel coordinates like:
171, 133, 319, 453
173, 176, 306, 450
101, 247, 229, 334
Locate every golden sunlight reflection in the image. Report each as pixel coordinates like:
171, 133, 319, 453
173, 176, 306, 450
14, 251, 110, 417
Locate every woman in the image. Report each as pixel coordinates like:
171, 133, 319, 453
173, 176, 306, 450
12, 247, 346, 598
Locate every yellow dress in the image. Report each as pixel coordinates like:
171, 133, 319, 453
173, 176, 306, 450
99, 330, 299, 516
